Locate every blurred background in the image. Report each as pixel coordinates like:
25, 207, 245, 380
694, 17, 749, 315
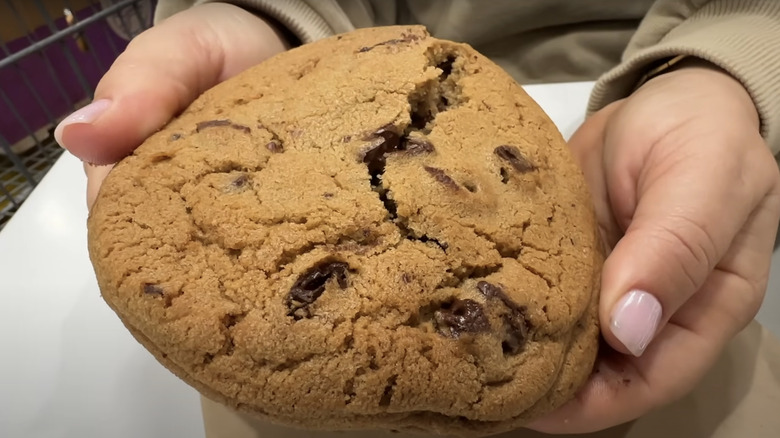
0, 0, 155, 230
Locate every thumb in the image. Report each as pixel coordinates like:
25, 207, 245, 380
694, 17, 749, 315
599, 127, 768, 357
55, 3, 287, 165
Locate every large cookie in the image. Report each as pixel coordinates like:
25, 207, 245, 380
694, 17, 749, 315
87, 25, 603, 437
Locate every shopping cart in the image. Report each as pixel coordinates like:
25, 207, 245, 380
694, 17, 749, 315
0, 0, 155, 230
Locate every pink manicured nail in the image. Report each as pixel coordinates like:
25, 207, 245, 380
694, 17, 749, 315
54, 99, 111, 148
610, 290, 662, 357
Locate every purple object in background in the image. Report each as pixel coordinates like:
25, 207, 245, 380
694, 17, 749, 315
1, 5, 134, 146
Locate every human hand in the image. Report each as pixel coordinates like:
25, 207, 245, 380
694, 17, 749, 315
529, 60, 780, 433
54, 3, 288, 208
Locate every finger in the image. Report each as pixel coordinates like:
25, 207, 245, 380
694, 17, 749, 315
530, 194, 780, 434
599, 125, 775, 357
527, 320, 713, 434
672, 187, 780, 341
54, 3, 287, 165
85, 163, 114, 209
566, 100, 624, 252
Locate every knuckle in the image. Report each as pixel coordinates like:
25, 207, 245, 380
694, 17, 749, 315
655, 216, 720, 290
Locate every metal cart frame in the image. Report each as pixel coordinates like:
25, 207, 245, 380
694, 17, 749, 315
0, 0, 154, 230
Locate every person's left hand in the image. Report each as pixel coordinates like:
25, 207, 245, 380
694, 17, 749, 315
528, 60, 780, 433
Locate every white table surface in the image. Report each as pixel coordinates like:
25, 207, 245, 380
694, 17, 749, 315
1, 82, 778, 438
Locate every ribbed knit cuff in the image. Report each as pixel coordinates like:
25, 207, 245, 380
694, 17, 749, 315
588, 0, 780, 154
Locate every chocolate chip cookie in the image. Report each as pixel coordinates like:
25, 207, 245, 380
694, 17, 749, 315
87, 25, 603, 437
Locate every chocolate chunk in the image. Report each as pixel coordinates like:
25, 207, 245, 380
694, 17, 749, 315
476, 281, 503, 300
494, 146, 535, 173
286, 261, 349, 320
323, 192, 335, 198
266, 141, 284, 153
423, 166, 460, 190
197, 120, 230, 130
501, 307, 530, 355
231, 123, 251, 134
196, 119, 251, 134
477, 281, 524, 312
143, 283, 164, 296
360, 126, 434, 172
477, 281, 530, 354
231, 174, 249, 189
360, 124, 401, 174
196, 119, 230, 131
405, 137, 435, 155
435, 299, 490, 338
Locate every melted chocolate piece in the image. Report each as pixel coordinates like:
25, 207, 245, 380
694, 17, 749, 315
501, 308, 530, 355
434, 299, 490, 338
357, 33, 422, 52
405, 137, 435, 155
196, 119, 251, 134
196, 119, 230, 131
360, 125, 434, 173
143, 284, 164, 296
231, 123, 251, 134
266, 141, 284, 153
477, 281, 530, 354
423, 166, 460, 190
231, 174, 249, 189
476, 281, 503, 300
494, 146, 535, 173
286, 261, 349, 320
360, 124, 401, 174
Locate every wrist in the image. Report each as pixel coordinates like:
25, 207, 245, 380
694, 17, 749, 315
642, 57, 759, 128
205, 1, 298, 49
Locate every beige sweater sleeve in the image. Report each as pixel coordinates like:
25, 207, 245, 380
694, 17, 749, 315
154, 0, 780, 153
588, 0, 780, 154
154, 0, 357, 41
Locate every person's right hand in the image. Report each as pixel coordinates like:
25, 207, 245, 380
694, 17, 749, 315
54, 3, 289, 208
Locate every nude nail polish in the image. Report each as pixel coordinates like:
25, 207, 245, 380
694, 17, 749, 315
54, 99, 111, 148
610, 290, 662, 357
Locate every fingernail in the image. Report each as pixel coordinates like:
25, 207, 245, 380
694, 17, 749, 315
610, 290, 662, 357
54, 99, 111, 148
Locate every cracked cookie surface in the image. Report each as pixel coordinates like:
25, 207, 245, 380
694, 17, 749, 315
87, 25, 603, 437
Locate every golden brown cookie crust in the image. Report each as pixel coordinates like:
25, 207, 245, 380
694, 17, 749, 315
87, 25, 603, 437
